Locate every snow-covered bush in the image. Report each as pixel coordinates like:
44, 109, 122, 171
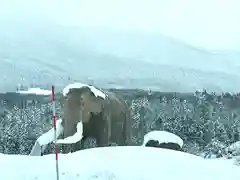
0, 102, 60, 155
126, 90, 240, 156
130, 97, 150, 145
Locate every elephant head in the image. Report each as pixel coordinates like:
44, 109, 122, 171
62, 86, 105, 139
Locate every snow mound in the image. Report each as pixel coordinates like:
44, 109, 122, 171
17, 87, 51, 95
142, 130, 184, 147
63, 82, 106, 99
1, 146, 240, 180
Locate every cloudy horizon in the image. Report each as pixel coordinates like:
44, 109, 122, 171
1, 0, 240, 51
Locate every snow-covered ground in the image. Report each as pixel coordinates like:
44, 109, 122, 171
1, 146, 240, 180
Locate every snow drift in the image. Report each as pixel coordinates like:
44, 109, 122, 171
1, 146, 240, 180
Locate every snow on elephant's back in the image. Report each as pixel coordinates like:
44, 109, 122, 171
62, 82, 106, 99
142, 130, 184, 148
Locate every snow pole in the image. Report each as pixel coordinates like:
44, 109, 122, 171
51, 85, 60, 180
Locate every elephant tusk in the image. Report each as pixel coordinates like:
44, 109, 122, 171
56, 121, 84, 144
37, 118, 64, 145
29, 118, 64, 156
29, 140, 42, 156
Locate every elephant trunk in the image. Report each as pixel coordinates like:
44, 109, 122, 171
57, 121, 83, 144
62, 106, 82, 137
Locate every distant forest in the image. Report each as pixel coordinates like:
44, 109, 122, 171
1, 89, 240, 156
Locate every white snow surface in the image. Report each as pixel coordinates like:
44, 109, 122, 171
17, 87, 52, 95
208, 156, 240, 167
63, 82, 106, 99
142, 130, 184, 147
1, 146, 240, 180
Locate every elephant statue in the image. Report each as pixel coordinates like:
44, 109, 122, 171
60, 84, 132, 153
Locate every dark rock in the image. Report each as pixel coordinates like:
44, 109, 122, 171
145, 140, 183, 151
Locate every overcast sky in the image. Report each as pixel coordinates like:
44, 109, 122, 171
1, 0, 240, 50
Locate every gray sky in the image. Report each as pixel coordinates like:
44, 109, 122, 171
1, 0, 240, 50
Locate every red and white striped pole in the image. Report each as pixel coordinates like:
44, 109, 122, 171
51, 85, 59, 180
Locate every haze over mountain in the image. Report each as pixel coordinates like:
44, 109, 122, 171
0, 18, 240, 93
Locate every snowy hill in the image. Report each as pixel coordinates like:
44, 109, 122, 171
1, 20, 240, 93
1, 146, 240, 180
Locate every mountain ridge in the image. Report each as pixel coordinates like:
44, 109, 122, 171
0, 21, 240, 93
